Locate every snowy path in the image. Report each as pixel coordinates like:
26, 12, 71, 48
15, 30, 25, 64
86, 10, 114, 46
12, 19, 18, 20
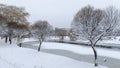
21, 41, 120, 68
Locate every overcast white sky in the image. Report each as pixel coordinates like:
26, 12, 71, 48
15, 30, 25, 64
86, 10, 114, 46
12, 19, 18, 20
0, 0, 120, 28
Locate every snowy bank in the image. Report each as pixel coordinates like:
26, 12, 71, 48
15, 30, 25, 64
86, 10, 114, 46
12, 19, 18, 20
0, 40, 107, 68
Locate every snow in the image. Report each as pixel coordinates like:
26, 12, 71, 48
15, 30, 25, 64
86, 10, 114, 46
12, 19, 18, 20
21, 38, 38, 43
99, 39, 120, 45
0, 40, 107, 68
48, 36, 120, 47
21, 37, 120, 60
32, 42, 120, 60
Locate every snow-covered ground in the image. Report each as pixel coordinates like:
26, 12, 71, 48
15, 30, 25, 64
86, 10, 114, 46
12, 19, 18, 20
99, 37, 120, 44
21, 38, 37, 43
22, 38, 120, 59
0, 39, 107, 68
31, 42, 120, 60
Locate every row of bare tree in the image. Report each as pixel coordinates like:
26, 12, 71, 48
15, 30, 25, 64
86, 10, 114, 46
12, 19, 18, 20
0, 4, 81, 50
0, 4, 53, 52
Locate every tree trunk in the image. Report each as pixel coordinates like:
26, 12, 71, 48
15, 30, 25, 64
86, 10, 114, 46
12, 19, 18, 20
9, 35, 12, 44
9, 37, 12, 44
5, 36, 8, 43
38, 39, 42, 51
91, 45, 98, 66
17, 36, 21, 44
61, 36, 64, 40
19, 43, 22, 47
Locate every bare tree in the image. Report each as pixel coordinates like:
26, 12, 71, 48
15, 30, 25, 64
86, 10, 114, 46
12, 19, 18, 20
56, 29, 68, 40
0, 4, 29, 43
72, 5, 120, 66
31, 20, 53, 51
